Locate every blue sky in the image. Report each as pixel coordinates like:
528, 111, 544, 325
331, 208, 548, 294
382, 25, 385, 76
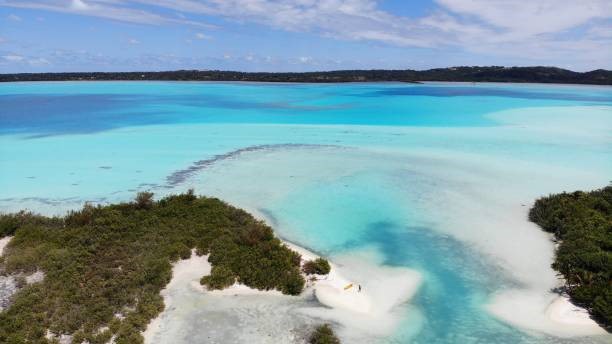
0, 0, 611, 73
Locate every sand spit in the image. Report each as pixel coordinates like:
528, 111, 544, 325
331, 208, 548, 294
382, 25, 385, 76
291, 244, 423, 340
143, 243, 422, 343
546, 296, 600, 327
488, 289, 605, 337
285, 242, 422, 316
142, 250, 211, 343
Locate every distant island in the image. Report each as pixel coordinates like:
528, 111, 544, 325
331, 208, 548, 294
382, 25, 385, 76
1, 66, 611, 85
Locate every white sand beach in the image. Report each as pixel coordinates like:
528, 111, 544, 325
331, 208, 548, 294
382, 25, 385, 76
284, 242, 422, 316
294, 245, 423, 340
488, 289, 606, 337
546, 296, 600, 327
143, 242, 423, 343
142, 250, 211, 343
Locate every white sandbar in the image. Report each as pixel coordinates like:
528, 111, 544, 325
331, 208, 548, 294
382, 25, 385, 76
488, 289, 605, 337
143, 241, 423, 343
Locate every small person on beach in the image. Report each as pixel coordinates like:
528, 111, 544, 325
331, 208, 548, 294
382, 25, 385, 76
358, 284, 362, 293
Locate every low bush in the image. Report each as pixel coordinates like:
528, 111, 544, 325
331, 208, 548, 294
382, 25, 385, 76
309, 324, 341, 344
303, 258, 331, 275
201, 265, 236, 290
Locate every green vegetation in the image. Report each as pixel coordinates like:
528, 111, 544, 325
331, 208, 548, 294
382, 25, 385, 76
200, 266, 235, 290
303, 258, 331, 275
0, 192, 305, 343
529, 185, 611, 331
309, 324, 341, 344
1, 66, 610, 84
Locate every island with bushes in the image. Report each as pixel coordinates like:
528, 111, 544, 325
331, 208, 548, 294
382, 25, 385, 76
0, 191, 334, 343
1, 66, 610, 85
529, 185, 611, 331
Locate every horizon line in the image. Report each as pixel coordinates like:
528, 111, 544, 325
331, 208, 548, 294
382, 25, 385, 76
1, 66, 610, 75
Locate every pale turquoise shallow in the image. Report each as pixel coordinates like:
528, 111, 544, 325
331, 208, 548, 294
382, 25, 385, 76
0, 81, 611, 343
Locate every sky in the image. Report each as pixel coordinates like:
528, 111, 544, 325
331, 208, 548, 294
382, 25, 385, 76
0, 0, 611, 73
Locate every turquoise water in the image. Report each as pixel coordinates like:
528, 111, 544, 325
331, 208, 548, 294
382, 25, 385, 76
1, 82, 611, 343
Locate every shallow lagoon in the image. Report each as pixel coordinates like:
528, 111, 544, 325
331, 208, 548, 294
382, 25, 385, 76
0, 82, 611, 343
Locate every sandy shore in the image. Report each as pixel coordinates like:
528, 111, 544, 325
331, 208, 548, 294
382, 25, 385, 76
488, 288, 605, 337
142, 241, 423, 343
142, 250, 211, 343
284, 242, 372, 312
4, 220, 604, 340
143, 237, 605, 343
284, 242, 422, 316
0, 236, 12, 257
292, 244, 423, 340
546, 295, 603, 328
249, 207, 423, 318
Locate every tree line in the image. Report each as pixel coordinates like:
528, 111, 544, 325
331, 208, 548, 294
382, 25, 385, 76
1, 66, 610, 84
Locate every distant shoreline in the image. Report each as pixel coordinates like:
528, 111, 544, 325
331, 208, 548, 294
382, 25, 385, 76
3, 80, 612, 89
1, 66, 610, 85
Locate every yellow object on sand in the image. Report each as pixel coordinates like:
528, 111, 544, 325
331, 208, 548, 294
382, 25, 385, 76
344, 283, 353, 290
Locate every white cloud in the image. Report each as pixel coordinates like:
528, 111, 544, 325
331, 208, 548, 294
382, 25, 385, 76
28, 57, 50, 65
2, 54, 24, 61
418, 2, 612, 68
0, 1, 610, 69
7, 13, 21, 21
349, 30, 434, 48
137, 0, 414, 41
128, 38, 140, 44
70, 0, 88, 11
127, 1, 612, 58
0, 0, 215, 27
0, 53, 50, 66
298, 56, 312, 63
435, 0, 612, 36
589, 25, 612, 38
195, 32, 211, 40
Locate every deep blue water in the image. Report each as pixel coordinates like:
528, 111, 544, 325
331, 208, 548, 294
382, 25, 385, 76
2, 82, 610, 137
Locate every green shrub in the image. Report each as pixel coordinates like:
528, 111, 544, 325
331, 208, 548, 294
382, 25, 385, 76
303, 258, 331, 275
281, 270, 306, 296
201, 265, 236, 290
134, 191, 154, 209
309, 324, 340, 344
0, 211, 55, 237
529, 185, 611, 331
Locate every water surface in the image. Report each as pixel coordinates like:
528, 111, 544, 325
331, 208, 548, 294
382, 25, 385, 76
0, 81, 610, 343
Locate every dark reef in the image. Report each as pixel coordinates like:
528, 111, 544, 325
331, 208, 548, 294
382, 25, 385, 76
165, 143, 339, 187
